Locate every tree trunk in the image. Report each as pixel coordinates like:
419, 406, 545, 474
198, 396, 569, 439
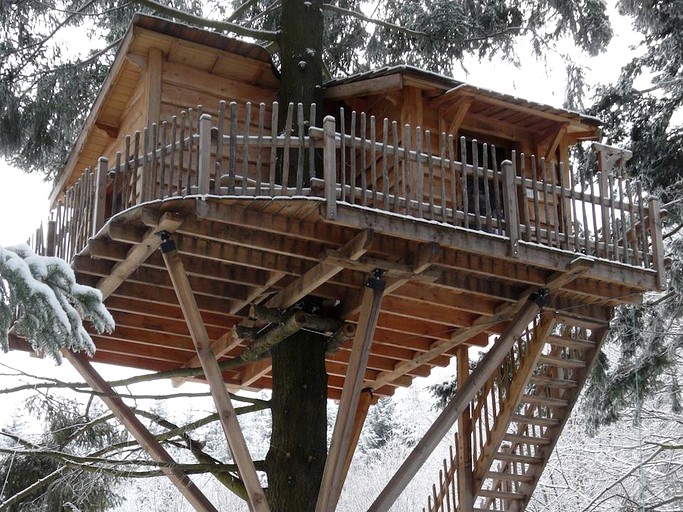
265, 3, 327, 509
265, 329, 328, 511
277, 0, 324, 185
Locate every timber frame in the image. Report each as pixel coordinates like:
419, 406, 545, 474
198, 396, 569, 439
15, 13, 667, 512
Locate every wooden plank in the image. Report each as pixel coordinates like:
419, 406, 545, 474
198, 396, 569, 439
316, 274, 386, 512
62, 351, 219, 512
161, 241, 270, 512
324, 73, 403, 100
456, 345, 474, 511
97, 212, 184, 300
145, 47, 163, 126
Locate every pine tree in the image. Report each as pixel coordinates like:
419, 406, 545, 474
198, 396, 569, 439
0, 244, 114, 363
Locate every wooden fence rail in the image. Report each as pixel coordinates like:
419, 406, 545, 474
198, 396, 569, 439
33, 101, 664, 281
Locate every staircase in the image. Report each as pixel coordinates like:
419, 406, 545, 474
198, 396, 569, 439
424, 313, 609, 512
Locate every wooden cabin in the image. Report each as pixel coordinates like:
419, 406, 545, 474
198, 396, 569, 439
20, 13, 665, 512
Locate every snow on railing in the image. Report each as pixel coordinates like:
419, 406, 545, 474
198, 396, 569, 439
32, 101, 665, 283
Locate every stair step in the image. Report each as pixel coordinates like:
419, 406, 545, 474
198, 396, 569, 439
495, 451, 544, 464
547, 334, 595, 351
538, 354, 587, 369
529, 375, 578, 388
478, 489, 525, 500
511, 413, 560, 427
504, 433, 552, 446
485, 470, 535, 483
521, 394, 569, 408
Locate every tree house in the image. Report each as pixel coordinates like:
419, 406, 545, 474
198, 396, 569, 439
18, 13, 665, 512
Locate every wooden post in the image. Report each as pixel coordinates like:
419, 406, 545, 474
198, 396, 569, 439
648, 196, 666, 290
198, 113, 212, 195
160, 238, 270, 512
92, 157, 108, 237
455, 345, 474, 511
367, 290, 548, 512
316, 271, 386, 512
62, 351, 219, 512
502, 160, 520, 257
323, 115, 337, 220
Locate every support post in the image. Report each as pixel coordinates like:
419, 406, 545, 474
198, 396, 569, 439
62, 351, 219, 512
92, 157, 108, 237
648, 196, 666, 290
502, 160, 520, 257
455, 345, 474, 511
316, 271, 386, 512
323, 115, 337, 220
198, 113, 213, 195
46, 220, 56, 257
160, 235, 270, 512
368, 289, 549, 512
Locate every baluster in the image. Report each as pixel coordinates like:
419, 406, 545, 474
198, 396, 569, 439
426, 130, 435, 220
371, 115, 377, 205
255, 103, 265, 195
123, 135, 130, 209
382, 118, 390, 211
558, 161, 571, 250
402, 124, 411, 215
637, 182, 649, 267
618, 173, 629, 263
308, 103, 316, 180
349, 111, 357, 205
281, 102, 294, 191
460, 136, 469, 229
151, 122, 159, 199
415, 127, 424, 218
187, 108, 195, 190
626, 179, 641, 266
472, 139, 481, 230
269, 102, 279, 195
531, 156, 541, 243
590, 178, 600, 257
607, 174, 622, 261
482, 143, 492, 231
439, 132, 448, 223
360, 112, 367, 206
550, 161, 561, 248
448, 135, 458, 223
296, 102, 304, 194
169, 115, 177, 196
243, 102, 252, 195
541, 158, 551, 246
133, 131, 140, 204
392, 121, 400, 213
111, 152, 120, 215
216, 101, 226, 193
178, 111, 186, 195
339, 108, 346, 203
570, 169, 580, 253
160, 121, 168, 197
517, 153, 531, 241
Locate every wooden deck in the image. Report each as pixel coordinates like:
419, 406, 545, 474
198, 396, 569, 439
28, 101, 664, 400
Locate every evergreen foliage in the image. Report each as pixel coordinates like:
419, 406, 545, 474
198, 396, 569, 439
582, 0, 683, 429
0, 244, 114, 363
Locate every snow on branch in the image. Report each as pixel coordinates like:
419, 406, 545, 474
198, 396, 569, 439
0, 244, 114, 363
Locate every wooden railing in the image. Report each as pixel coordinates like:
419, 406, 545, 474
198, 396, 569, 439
32, 101, 664, 283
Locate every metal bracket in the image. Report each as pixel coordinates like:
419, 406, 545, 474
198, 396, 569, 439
367, 269, 387, 292
529, 288, 550, 308
156, 230, 176, 253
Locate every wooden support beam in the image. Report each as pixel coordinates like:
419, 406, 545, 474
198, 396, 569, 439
455, 345, 474, 511
316, 272, 386, 512
62, 351, 218, 512
97, 212, 183, 300
161, 238, 270, 512
265, 229, 373, 310
367, 290, 548, 512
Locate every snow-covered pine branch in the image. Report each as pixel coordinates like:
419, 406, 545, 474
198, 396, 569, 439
0, 244, 114, 363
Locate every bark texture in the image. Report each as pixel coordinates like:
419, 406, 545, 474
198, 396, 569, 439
265, 329, 328, 511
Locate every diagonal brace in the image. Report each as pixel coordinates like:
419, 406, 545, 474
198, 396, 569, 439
316, 270, 386, 512
160, 234, 270, 512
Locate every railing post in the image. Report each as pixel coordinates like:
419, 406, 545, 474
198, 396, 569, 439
198, 113, 212, 195
323, 115, 337, 220
92, 157, 108, 238
502, 160, 520, 257
648, 196, 666, 290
